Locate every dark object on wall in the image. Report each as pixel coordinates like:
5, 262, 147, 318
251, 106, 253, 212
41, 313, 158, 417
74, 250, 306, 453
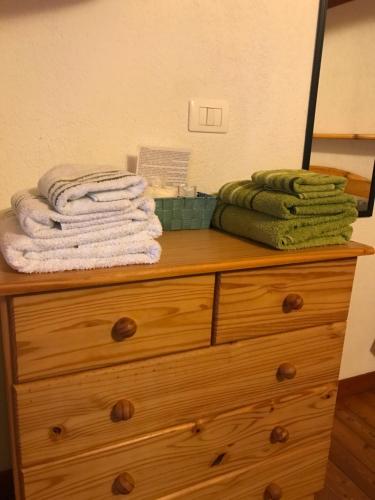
302, 0, 327, 172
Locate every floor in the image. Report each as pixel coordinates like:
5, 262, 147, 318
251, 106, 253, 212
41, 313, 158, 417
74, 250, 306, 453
316, 386, 375, 499
2, 385, 374, 500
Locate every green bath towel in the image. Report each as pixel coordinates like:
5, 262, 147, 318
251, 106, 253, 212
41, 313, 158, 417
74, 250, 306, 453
252, 169, 347, 198
219, 180, 357, 220
212, 201, 355, 250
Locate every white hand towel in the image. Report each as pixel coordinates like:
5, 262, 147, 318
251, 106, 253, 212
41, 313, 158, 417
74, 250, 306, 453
12, 189, 156, 238
0, 211, 161, 273
38, 165, 147, 215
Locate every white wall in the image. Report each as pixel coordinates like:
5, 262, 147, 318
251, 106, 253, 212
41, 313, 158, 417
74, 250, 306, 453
0, 0, 320, 470
311, 0, 375, 379
0, 0, 318, 201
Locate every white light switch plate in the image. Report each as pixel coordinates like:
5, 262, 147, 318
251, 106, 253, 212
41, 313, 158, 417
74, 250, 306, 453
188, 99, 229, 133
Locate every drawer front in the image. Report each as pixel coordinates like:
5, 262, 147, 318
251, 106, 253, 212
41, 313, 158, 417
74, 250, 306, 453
12, 274, 214, 381
165, 441, 329, 500
15, 322, 345, 467
22, 385, 335, 500
215, 259, 355, 344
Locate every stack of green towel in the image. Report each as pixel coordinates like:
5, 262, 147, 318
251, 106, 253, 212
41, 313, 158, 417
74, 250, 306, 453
212, 169, 358, 250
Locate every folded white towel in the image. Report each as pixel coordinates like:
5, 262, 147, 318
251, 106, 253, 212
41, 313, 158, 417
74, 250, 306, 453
0, 209, 161, 251
0, 211, 161, 273
12, 189, 156, 238
38, 165, 147, 215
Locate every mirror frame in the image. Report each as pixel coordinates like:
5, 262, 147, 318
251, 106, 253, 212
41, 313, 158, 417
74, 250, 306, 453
302, 0, 375, 218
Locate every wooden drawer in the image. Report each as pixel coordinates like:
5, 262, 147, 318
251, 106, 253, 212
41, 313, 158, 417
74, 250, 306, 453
214, 259, 355, 344
15, 322, 345, 467
21, 385, 335, 500
11, 274, 214, 381
165, 441, 329, 499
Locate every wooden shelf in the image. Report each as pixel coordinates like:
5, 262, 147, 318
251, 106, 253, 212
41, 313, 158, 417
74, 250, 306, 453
313, 133, 375, 140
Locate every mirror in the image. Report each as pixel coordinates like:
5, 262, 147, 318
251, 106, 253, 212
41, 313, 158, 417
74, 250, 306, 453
302, 0, 375, 217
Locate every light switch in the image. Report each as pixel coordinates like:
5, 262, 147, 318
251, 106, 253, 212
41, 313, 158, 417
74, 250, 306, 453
214, 108, 222, 126
188, 99, 229, 133
206, 108, 216, 126
199, 107, 207, 125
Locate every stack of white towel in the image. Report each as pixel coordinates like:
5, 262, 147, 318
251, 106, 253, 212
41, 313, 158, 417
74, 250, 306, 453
0, 165, 162, 273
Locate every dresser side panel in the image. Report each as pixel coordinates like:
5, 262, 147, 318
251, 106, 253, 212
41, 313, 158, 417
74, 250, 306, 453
0, 297, 23, 500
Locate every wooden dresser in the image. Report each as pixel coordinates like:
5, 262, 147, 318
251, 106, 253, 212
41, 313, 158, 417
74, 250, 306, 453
0, 230, 373, 500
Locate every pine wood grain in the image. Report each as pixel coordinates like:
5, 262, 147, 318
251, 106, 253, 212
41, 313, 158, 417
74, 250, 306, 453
335, 401, 375, 450
329, 438, 375, 498
318, 384, 375, 499
327, 387, 375, 498
215, 260, 355, 343
316, 486, 343, 500
320, 461, 371, 500
15, 322, 345, 467
1, 232, 370, 499
161, 441, 330, 500
0, 298, 22, 500
331, 418, 375, 472
0, 230, 372, 296
12, 275, 214, 381
21, 386, 336, 500
342, 393, 375, 428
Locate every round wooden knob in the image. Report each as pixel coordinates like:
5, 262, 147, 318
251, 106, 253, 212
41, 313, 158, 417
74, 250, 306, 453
112, 473, 135, 495
277, 363, 297, 381
264, 482, 283, 500
270, 426, 289, 443
111, 400, 135, 422
282, 294, 304, 313
111, 317, 137, 342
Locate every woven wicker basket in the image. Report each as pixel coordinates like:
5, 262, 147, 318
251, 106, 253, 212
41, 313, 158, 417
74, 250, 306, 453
155, 193, 217, 230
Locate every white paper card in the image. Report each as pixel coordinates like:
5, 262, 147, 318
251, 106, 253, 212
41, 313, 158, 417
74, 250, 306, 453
136, 146, 190, 186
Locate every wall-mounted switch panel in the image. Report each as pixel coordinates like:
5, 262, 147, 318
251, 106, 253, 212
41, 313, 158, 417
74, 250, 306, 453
188, 99, 228, 133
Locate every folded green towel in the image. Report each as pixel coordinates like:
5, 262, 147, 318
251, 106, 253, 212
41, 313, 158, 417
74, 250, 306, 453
219, 180, 357, 220
212, 201, 355, 250
252, 169, 347, 198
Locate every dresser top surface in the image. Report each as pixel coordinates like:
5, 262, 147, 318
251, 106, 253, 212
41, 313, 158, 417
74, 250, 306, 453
0, 229, 372, 295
